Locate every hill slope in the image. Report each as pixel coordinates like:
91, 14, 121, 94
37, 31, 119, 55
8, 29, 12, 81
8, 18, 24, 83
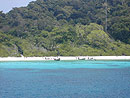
0, 0, 130, 56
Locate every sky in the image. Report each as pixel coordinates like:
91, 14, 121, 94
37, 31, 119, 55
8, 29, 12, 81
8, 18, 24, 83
0, 0, 36, 13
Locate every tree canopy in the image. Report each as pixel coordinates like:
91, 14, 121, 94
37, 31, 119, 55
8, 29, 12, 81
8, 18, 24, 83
0, 0, 130, 56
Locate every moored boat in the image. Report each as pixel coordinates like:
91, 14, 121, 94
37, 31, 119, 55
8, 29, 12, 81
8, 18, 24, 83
54, 58, 60, 61
78, 57, 86, 60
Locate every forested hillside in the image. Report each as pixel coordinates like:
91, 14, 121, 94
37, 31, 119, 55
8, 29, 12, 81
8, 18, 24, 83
0, 0, 130, 56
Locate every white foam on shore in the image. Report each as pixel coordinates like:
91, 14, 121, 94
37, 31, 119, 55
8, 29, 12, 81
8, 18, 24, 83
0, 56, 130, 61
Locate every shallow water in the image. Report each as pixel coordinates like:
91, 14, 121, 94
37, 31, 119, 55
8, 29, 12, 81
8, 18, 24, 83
0, 61, 130, 98
0, 60, 130, 69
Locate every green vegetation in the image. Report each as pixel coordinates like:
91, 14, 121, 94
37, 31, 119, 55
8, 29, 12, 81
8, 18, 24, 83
0, 0, 130, 56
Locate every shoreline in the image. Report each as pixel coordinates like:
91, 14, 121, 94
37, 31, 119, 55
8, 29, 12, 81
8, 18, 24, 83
0, 56, 130, 61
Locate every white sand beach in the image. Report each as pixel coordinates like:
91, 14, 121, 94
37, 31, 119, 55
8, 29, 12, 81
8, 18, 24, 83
0, 56, 130, 61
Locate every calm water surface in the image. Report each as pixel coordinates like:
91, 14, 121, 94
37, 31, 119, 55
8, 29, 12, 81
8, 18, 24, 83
0, 61, 130, 98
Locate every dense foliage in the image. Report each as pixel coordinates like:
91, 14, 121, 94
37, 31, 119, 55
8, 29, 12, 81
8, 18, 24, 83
0, 0, 130, 56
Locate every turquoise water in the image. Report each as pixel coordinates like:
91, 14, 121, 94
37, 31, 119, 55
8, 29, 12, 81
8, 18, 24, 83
0, 61, 130, 98
0, 60, 130, 69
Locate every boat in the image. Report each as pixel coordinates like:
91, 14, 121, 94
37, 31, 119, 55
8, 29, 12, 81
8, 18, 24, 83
78, 57, 85, 60
88, 57, 96, 61
54, 58, 60, 61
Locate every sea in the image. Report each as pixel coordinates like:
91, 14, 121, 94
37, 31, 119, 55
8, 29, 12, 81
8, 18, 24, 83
0, 60, 130, 98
